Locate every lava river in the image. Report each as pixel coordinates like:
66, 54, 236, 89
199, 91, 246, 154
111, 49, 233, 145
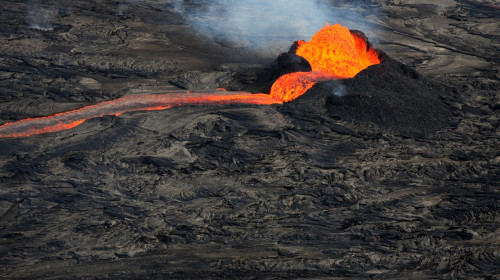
0, 24, 380, 139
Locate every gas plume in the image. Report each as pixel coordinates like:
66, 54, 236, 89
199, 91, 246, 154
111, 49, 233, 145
171, 0, 377, 57
27, 1, 57, 31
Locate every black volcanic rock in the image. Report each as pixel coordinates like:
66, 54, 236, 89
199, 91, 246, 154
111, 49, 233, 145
274, 52, 312, 78
349, 30, 372, 51
221, 52, 311, 94
279, 52, 452, 137
327, 53, 451, 137
1, 0, 499, 279
288, 40, 305, 54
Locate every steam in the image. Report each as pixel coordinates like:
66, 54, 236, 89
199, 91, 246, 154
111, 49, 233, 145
170, 0, 373, 56
27, 1, 57, 31
331, 82, 347, 97
117, 4, 129, 16
117, 0, 134, 16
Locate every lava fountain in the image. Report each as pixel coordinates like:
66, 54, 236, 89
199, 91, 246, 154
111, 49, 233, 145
0, 24, 380, 139
270, 23, 380, 102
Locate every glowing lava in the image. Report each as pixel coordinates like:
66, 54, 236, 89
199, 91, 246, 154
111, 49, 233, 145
270, 71, 336, 102
270, 23, 380, 102
0, 91, 280, 138
296, 23, 380, 78
0, 24, 380, 139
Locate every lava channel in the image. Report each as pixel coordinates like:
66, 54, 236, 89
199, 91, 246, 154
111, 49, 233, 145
0, 91, 280, 138
0, 23, 380, 139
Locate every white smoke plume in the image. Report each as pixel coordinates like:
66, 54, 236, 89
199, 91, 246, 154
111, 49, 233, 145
170, 0, 377, 57
27, 1, 57, 31
117, 4, 129, 16
331, 82, 347, 97
116, 0, 135, 16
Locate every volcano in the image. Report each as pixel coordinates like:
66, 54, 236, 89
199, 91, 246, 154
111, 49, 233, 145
0, 22, 449, 139
1, 1, 499, 279
0, 23, 382, 139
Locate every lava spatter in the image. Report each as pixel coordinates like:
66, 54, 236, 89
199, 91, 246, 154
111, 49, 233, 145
296, 23, 380, 78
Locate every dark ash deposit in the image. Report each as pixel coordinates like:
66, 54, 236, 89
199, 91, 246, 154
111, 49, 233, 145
0, 0, 499, 279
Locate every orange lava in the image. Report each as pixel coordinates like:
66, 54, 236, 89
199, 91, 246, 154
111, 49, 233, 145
270, 71, 336, 102
0, 92, 280, 138
270, 23, 380, 102
484, 4, 500, 9
1, 120, 87, 139
296, 23, 380, 78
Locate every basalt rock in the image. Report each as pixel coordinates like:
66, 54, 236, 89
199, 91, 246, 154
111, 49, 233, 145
0, 0, 499, 279
322, 53, 450, 137
222, 52, 312, 94
277, 47, 452, 137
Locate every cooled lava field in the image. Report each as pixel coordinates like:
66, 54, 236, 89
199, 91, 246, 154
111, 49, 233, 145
0, 0, 499, 279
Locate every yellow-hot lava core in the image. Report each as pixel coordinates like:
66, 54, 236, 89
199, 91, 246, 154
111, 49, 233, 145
270, 23, 380, 102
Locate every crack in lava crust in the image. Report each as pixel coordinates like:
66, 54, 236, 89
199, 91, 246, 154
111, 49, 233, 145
0, 91, 281, 138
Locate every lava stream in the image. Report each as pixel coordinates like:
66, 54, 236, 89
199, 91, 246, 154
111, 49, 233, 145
0, 91, 280, 138
270, 71, 338, 102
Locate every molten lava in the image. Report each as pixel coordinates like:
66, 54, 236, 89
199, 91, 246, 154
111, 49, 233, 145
296, 23, 380, 78
270, 71, 336, 102
0, 91, 280, 138
270, 23, 380, 102
0, 24, 380, 139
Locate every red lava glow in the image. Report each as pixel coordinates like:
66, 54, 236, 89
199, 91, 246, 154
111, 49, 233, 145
0, 91, 280, 138
270, 23, 380, 102
270, 71, 336, 102
484, 4, 500, 9
1, 24, 380, 139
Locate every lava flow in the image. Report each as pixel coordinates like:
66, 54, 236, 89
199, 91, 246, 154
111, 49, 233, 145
0, 24, 380, 139
0, 92, 279, 138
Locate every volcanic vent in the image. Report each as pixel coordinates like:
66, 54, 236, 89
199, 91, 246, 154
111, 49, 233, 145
270, 23, 380, 102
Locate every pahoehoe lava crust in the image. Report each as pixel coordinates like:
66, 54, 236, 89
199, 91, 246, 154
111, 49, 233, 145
1, 0, 499, 279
